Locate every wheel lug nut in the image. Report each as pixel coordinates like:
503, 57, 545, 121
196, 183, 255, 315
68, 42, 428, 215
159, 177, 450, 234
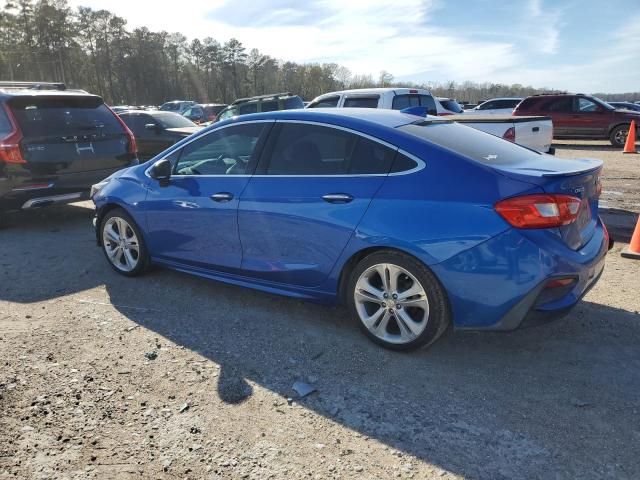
392, 293, 398, 299
389, 308, 394, 314
382, 302, 386, 307
397, 305, 402, 309
383, 293, 388, 298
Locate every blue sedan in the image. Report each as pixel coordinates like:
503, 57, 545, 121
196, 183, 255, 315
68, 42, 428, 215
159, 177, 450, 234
91, 108, 609, 350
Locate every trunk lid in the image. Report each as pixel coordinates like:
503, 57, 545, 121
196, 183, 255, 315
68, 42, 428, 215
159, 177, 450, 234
9, 95, 134, 175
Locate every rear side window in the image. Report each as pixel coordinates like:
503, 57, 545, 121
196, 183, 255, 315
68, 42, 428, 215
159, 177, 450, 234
260, 100, 279, 112
264, 123, 395, 175
0, 106, 12, 136
238, 102, 258, 115
515, 98, 537, 111
307, 96, 340, 108
399, 121, 541, 166
9, 96, 123, 137
543, 98, 572, 112
419, 95, 437, 115
343, 96, 379, 108
390, 153, 418, 173
439, 99, 463, 113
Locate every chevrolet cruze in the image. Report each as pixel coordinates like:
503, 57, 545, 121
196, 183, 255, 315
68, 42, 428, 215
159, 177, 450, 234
91, 108, 609, 350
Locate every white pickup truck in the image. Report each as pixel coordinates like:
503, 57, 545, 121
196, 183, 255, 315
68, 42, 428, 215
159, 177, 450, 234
447, 114, 554, 154
307, 88, 554, 154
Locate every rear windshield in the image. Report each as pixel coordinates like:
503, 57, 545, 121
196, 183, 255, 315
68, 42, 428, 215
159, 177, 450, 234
439, 99, 463, 113
399, 121, 541, 165
343, 96, 379, 108
154, 112, 196, 128
160, 103, 180, 111
9, 96, 124, 137
283, 96, 304, 109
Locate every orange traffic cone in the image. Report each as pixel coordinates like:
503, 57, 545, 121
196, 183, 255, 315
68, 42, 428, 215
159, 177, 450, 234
622, 120, 637, 154
621, 214, 640, 259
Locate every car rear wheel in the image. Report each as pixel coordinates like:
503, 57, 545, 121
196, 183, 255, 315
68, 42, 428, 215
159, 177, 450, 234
100, 208, 149, 276
609, 124, 629, 148
348, 251, 450, 351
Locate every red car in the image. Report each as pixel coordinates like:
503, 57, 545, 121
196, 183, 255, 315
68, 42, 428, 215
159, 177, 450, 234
514, 93, 640, 147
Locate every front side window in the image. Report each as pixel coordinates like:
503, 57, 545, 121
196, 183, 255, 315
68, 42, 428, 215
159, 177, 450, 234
478, 101, 497, 110
307, 96, 340, 108
174, 123, 266, 176
264, 123, 395, 175
576, 98, 598, 112
343, 96, 379, 108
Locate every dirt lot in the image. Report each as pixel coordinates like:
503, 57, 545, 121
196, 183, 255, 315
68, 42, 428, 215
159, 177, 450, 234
1, 142, 639, 480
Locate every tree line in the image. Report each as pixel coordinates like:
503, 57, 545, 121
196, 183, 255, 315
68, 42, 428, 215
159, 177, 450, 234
1, 0, 638, 106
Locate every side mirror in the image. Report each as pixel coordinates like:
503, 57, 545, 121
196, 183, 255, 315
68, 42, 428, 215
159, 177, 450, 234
145, 123, 161, 133
149, 158, 172, 186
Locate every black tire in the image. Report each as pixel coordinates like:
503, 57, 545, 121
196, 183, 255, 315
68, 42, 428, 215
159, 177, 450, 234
100, 208, 150, 277
609, 124, 629, 148
347, 250, 451, 351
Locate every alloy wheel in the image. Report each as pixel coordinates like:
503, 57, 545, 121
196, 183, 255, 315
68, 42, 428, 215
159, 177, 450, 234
102, 216, 140, 272
354, 263, 430, 345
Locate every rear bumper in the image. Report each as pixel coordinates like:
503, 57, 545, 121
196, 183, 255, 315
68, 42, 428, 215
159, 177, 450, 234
432, 220, 609, 331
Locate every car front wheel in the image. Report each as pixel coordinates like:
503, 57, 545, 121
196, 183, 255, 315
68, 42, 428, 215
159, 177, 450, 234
100, 208, 149, 276
348, 251, 450, 351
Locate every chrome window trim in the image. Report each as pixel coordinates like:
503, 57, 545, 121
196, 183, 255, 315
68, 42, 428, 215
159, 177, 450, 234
144, 118, 425, 179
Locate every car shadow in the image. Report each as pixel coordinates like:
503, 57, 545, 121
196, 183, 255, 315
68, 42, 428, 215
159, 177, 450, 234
2, 203, 639, 478
600, 207, 638, 243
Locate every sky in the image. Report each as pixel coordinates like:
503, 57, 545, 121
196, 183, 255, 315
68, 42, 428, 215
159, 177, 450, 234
57, 0, 640, 93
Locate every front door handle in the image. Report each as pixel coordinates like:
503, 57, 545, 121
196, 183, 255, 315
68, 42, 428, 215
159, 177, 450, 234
322, 193, 353, 204
211, 192, 234, 202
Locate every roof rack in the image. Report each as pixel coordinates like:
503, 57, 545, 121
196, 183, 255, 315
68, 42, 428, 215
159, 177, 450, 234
0, 81, 68, 91
231, 92, 293, 105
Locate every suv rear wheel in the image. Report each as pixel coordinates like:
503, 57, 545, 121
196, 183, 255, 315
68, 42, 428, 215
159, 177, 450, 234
609, 124, 630, 148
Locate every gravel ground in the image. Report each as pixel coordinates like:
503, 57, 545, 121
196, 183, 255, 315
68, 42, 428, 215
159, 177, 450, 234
1, 142, 639, 479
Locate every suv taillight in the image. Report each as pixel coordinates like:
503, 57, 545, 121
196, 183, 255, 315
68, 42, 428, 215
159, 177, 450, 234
502, 127, 516, 143
0, 105, 26, 164
495, 194, 583, 229
108, 106, 137, 155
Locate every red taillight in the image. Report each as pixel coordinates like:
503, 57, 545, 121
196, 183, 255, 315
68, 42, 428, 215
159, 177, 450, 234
107, 105, 137, 155
502, 127, 516, 143
0, 104, 26, 164
438, 112, 453, 116
544, 278, 576, 289
409, 89, 418, 93
495, 194, 583, 229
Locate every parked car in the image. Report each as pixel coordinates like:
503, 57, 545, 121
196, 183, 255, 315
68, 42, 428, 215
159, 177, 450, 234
118, 110, 201, 160
514, 93, 640, 147
307, 88, 442, 115
437, 97, 464, 114
448, 114, 554, 154
608, 101, 640, 112
216, 93, 304, 121
0, 81, 137, 221
159, 100, 196, 114
308, 88, 553, 153
464, 97, 523, 115
91, 108, 608, 351
111, 105, 136, 113
183, 103, 228, 123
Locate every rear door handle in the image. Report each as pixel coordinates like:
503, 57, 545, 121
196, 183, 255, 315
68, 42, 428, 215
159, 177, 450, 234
322, 193, 353, 204
532, 126, 540, 132
211, 192, 234, 202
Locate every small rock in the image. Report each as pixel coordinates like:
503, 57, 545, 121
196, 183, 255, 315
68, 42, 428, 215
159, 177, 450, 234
179, 403, 190, 413
144, 351, 158, 361
354, 465, 363, 472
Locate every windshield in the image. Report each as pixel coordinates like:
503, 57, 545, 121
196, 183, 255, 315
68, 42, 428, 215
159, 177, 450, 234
399, 120, 541, 166
154, 112, 196, 128
160, 102, 181, 111
217, 107, 237, 120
